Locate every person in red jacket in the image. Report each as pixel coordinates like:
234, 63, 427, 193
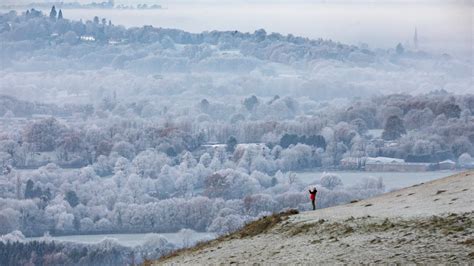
309, 187, 317, 210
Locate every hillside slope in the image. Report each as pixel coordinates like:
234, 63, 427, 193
154, 171, 474, 264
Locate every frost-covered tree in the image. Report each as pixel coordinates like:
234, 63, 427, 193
112, 141, 135, 160
199, 153, 212, 167
451, 137, 473, 158
208, 214, 246, 235
320, 173, 343, 190
243, 95, 259, 111
137, 234, 175, 261
49, 6, 57, 20
382, 115, 406, 140
65, 191, 79, 207
226, 136, 237, 153
435, 101, 461, 119
279, 134, 298, 149
404, 108, 434, 130
23, 118, 64, 152
133, 149, 169, 179
458, 153, 473, 167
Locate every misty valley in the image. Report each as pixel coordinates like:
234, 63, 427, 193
0, 3, 473, 265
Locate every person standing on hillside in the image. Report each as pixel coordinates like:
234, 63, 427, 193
309, 187, 317, 210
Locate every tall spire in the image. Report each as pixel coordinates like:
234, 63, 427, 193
414, 27, 418, 50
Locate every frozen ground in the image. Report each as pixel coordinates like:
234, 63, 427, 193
156, 171, 474, 264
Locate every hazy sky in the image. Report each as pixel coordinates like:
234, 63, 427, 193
1, 0, 471, 6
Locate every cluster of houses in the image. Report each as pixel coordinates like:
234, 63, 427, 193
354, 129, 473, 172
340, 156, 461, 172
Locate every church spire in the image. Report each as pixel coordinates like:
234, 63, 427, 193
414, 27, 418, 50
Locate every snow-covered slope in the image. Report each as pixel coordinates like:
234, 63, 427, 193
154, 171, 474, 264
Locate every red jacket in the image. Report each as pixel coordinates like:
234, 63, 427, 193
309, 189, 317, 200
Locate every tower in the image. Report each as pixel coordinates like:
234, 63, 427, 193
414, 27, 418, 50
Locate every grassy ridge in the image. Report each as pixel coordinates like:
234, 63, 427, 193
145, 209, 299, 265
